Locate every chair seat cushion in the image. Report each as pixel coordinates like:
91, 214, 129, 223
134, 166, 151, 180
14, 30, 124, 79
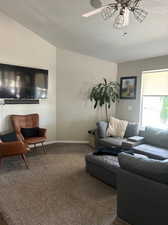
99, 137, 125, 148
133, 144, 168, 160
24, 137, 46, 144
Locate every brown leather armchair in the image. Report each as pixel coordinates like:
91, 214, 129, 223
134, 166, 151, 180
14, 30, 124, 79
0, 141, 29, 168
10, 114, 47, 152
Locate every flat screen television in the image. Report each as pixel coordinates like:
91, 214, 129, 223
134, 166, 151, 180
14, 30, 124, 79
0, 63, 48, 99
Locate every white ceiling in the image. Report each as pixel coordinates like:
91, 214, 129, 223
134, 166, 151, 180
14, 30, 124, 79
0, 0, 168, 62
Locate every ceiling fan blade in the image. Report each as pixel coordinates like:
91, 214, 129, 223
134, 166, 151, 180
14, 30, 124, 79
82, 7, 105, 18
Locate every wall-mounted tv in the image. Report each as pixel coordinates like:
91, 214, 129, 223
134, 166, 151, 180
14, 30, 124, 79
0, 63, 48, 99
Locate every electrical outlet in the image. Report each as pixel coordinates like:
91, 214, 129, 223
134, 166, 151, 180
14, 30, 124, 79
128, 106, 133, 111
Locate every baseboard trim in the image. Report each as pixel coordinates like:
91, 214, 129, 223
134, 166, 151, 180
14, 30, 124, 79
29, 140, 89, 148
55, 140, 89, 144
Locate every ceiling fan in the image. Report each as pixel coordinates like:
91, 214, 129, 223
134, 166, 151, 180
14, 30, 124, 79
82, 0, 148, 29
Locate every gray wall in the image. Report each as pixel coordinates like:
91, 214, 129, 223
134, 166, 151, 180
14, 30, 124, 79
56, 48, 117, 141
116, 55, 168, 123
0, 11, 57, 142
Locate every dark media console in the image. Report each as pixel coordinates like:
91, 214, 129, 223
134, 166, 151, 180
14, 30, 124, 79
4, 99, 39, 104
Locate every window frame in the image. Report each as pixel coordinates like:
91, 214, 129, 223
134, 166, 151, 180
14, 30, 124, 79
140, 69, 168, 129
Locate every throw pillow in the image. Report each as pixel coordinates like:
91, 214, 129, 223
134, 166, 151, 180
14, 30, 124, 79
107, 117, 128, 138
21, 127, 39, 138
0, 132, 18, 142
124, 122, 139, 138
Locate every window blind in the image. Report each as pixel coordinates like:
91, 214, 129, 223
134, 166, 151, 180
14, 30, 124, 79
142, 71, 168, 96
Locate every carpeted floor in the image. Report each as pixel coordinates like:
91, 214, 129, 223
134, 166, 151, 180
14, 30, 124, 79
0, 144, 128, 225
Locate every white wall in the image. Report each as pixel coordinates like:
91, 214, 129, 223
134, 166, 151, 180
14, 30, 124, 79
0, 12, 57, 141
116, 55, 168, 123
56, 48, 117, 141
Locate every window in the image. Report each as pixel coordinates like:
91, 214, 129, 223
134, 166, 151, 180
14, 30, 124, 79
141, 70, 168, 129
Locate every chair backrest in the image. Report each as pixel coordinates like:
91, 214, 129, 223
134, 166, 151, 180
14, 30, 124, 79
10, 114, 39, 133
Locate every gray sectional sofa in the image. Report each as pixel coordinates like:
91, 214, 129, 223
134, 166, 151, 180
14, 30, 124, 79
117, 153, 168, 225
86, 123, 168, 188
96, 121, 168, 159
86, 123, 168, 225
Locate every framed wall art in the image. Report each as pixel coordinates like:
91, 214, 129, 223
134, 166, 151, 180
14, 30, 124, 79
120, 76, 137, 99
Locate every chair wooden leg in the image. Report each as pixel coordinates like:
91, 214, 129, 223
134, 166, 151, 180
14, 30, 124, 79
41, 142, 46, 153
21, 154, 29, 169
34, 143, 37, 151
0, 158, 3, 168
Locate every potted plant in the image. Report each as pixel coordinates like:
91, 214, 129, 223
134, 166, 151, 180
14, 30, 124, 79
89, 78, 120, 121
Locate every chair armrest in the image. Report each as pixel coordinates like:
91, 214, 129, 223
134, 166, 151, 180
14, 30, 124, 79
0, 141, 27, 156
15, 129, 24, 142
39, 128, 47, 137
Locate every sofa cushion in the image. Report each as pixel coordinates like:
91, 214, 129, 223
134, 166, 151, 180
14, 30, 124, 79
96, 121, 108, 139
144, 126, 168, 149
86, 153, 119, 172
99, 137, 125, 148
133, 144, 168, 160
118, 152, 168, 184
124, 122, 139, 138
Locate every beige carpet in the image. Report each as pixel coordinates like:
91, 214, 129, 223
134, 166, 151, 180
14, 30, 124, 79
0, 144, 128, 225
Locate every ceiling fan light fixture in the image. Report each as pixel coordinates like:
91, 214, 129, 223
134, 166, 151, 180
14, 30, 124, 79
101, 6, 117, 20
84, 0, 148, 29
90, 0, 102, 9
113, 14, 124, 29
132, 7, 148, 23
113, 8, 129, 29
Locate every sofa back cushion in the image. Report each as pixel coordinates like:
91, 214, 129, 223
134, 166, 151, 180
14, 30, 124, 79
96, 121, 108, 138
145, 126, 168, 149
118, 152, 168, 184
124, 122, 139, 138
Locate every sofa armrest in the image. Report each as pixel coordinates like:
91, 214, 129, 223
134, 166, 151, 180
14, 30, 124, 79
117, 168, 168, 225
39, 128, 47, 137
122, 136, 144, 149
0, 141, 27, 157
128, 136, 144, 143
121, 140, 140, 149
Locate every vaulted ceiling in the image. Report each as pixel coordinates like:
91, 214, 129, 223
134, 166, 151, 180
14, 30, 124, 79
0, 0, 168, 62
